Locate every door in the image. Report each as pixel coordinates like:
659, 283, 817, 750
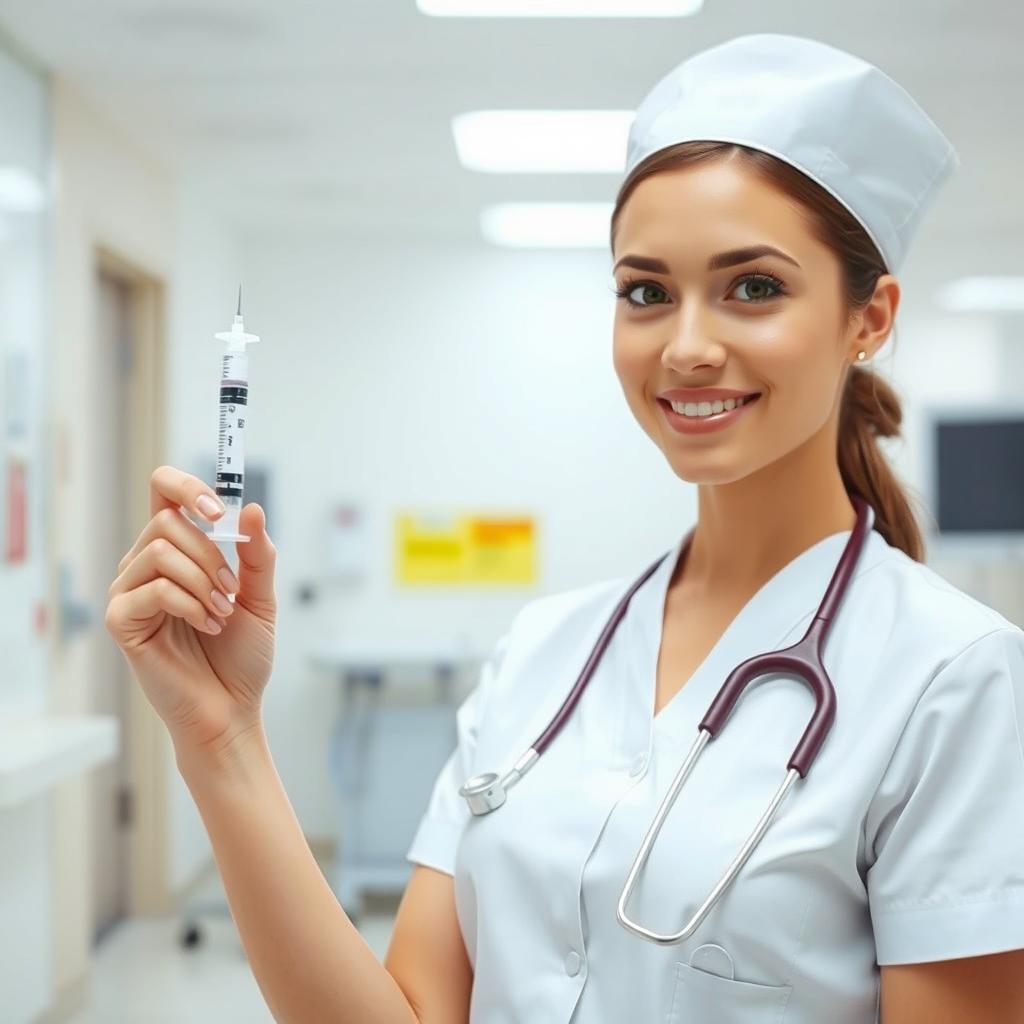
90, 269, 134, 942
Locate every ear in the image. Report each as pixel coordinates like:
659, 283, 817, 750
849, 274, 900, 360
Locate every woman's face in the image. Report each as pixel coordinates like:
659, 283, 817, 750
611, 157, 867, 486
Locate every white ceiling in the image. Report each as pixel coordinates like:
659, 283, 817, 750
0, 0, 1020, 284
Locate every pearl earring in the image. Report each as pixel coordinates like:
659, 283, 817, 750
857, 350, 867, 361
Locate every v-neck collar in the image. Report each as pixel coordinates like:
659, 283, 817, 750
625, 523, 891, 741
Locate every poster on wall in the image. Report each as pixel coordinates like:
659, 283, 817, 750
4, 349, 30, 564
327, 502, 368, 581
396, 511, 536, 585
0, 345, 5, 555
5, 456, 27, 563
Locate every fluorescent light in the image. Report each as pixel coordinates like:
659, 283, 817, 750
935, 276, 1024, 312
453, 110, 633, 173
419, 0, 703, 14
0, 168, 45, 212
481, 202, 614, 248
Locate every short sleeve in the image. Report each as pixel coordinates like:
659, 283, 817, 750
865, 625, 1024, 965
405, 625, 512, 876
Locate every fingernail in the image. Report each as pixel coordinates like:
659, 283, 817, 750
217, 567, 239, 593
204, 617, 222, 635
197, 494, 224, 519
211, 590, 233, 615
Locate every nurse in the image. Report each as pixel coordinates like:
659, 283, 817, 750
104, 31, 1024, 1024
395, 33, 1024, 1024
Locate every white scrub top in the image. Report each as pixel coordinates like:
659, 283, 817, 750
406, 525, 1024, 1023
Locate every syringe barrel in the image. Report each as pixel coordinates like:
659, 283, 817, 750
214, 349, 248, 528
216, 504, 243, 538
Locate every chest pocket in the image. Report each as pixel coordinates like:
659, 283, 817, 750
668, 960, 793, 1023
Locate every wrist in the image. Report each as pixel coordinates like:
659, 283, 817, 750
174, 718, 270, 789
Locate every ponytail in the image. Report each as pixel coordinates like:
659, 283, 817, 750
839, 361, 926, 561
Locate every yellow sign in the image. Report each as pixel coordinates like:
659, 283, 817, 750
396, 513, 536, 584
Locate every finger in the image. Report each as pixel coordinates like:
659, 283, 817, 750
117, 505, 239, 595
235, 503, 276, 608
149, 464, 226, 523
106, 576, 225, 644
111, 536, 236, 624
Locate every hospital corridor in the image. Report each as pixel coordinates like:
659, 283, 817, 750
0, 2, 1023, 1023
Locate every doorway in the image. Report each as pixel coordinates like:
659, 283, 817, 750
89, 252, 169, 944
90, 269, 132, 940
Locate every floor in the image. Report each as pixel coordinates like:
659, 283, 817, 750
66, 869, 398, 1023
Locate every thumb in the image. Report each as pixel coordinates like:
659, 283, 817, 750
235, 503, 276, 607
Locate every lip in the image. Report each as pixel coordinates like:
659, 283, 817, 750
658, 387, 761, 402
657, 393, 761, 435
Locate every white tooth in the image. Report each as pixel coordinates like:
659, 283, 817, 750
669, 395, 749, 418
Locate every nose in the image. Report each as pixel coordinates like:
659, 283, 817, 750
660, 302, 725, 373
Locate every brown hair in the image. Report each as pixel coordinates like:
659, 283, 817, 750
610, 141, 926, 562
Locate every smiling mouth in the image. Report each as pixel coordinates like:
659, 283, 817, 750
658, 393, 762, 418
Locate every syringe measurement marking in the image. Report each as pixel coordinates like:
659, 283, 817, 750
217, 372, 248, 491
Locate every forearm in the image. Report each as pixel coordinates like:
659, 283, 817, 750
175, 725, 419, 1024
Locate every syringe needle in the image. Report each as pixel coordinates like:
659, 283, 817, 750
237, 283, 243, 318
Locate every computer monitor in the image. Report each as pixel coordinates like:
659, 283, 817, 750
920, 404, 1024, 551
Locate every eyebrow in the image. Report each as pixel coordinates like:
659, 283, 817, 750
612, 245, 801, 275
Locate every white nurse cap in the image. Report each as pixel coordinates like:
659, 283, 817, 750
623, 33, 960, 274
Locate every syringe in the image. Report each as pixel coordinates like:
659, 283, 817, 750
209, 286, 259, 545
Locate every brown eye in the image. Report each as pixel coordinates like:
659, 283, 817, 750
614, 279, 667, 308
729, 272, 786, 303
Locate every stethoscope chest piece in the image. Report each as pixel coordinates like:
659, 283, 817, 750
459, 772, 506, 814
461, 749, 540, 816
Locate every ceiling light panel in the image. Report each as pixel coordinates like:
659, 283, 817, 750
419, 0, 703, 15
453, 111, 633, 173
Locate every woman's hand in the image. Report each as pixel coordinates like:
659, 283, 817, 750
105, 465, 278, 760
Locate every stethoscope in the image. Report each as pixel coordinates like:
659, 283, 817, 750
458, 491, 876, 945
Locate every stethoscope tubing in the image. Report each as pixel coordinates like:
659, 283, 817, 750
459, 493, 876, 943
